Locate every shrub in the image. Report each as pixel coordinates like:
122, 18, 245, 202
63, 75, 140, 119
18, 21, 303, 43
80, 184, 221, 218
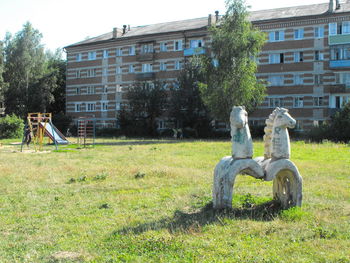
0, 114, 24, 139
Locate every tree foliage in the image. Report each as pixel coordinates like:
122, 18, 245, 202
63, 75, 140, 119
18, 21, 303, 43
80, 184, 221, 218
119, 81, 167, 136
200, 0, 266, 120
308, 102, 350, 142
2, 22, 66, 117
170, 61, 211, 136
0, 114, 24, 139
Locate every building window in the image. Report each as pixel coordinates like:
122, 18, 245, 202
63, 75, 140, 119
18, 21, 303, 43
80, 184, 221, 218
295, 120, 304, 131
269, 53, 284, 64
116, 85, 122, 93
268, 31, 284, 42
101, 102, 108, 111
141, 43, 153, 53
314, 74, 322, 85
142, 64, 153, 72
158, 120, 164, 129
294, 29, 304, 40
116, 102, 121, 110
87, 69, 96, 77
293, 97, 304, 108
329, 23, 337, 36
76, 87, 81, 95
314, 26, 324, 38
87, 86, 95, 94
160, 62, 167, 71
268, 97, 283, 108
87, 103, 96, 112
75, 104, 82, 112
342, 21, 350, 34
335, 72, 350, 85
76, 53, 82, 61
175, 61, 183, 70
103, 85, 108, 93
116, 66, 122, 74
330, 46, 350, 60
160, 42, 168, 52
129, 64, 135, 73
116, 48, 123, 56
174, 40, 183, 51
294, 74, 304, 85
190, 39, 203, 48
75, 70, 81, 78
315, 51, 324, 61
129, 46, 135, 55
102, 68, 108, 76
103, 50, 109, 58
268, 75, 284, 86
313, 97, 324, 107
88, 51, 96, 60
294, 51, 303, 62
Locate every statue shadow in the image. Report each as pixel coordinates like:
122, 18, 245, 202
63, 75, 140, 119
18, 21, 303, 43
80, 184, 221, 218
113, 200, 282, 236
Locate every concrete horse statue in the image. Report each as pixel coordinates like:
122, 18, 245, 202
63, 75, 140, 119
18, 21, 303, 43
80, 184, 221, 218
213, 106, 264, 209
255, 107, 303, 209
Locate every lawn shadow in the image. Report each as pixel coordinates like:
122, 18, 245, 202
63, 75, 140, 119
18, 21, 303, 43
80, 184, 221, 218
113, 200, 282, 236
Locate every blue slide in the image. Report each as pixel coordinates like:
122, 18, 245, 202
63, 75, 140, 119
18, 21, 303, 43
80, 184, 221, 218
40, 122, 69, 145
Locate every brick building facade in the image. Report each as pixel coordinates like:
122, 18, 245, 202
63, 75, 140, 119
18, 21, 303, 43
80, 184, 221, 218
65, 0, 350, 131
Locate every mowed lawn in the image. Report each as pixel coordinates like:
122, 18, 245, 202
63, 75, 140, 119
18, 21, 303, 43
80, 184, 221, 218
0, 139, 349, 262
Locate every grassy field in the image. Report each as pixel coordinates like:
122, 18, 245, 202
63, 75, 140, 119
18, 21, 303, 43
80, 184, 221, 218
0, 138, 349, 262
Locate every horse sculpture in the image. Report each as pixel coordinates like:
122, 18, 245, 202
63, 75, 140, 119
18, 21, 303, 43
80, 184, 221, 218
213, 106, 264, 209
213, 107, 303, 210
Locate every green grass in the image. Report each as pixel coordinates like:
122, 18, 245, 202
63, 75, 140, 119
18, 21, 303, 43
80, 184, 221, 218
0, 138, 349, 262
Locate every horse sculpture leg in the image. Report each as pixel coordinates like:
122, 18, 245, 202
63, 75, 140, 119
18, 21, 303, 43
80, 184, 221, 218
213, 157, 265, 209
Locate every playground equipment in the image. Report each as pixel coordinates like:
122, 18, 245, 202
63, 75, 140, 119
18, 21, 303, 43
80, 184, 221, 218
21, 113, 68, 152
213, 107, 302, 210
77, 117, 96, 147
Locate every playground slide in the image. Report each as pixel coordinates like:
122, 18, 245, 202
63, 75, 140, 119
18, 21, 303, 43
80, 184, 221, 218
40, 122, 69, 145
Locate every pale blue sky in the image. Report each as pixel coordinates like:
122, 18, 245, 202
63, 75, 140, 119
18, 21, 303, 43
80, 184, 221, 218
0, 0, 329, 51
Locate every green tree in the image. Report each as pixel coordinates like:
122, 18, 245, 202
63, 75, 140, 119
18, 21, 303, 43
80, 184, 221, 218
200, 0, 266, 120
119, 81, 167, 136
3, 22, 46, 117
0, 41, 7, 114
170, 61, 211, 137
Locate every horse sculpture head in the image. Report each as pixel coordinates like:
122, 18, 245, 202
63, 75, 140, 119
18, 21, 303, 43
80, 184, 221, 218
230, 106, 253, 159
230, 106, 248, 129
263, 107, 296, 160
273, 108, 296, 129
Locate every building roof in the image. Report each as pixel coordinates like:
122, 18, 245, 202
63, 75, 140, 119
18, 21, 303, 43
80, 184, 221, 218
249, 1, 350, 22
66, 1, 350, 48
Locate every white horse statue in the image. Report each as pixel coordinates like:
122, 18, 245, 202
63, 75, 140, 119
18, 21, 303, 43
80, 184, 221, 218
263, 107, 296, 160
255, 107, 302, 209
230, 106, 253, 159
213, 106, 264, 209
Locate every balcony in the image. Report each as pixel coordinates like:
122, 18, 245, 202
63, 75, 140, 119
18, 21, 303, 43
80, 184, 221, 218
136, 72, 155, 81
136, 52, 154, 62
184, 47, 206, 57
329, 34, 350, 45
329, 59, 350, 68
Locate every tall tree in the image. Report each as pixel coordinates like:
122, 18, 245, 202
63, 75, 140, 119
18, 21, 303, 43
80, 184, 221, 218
170, 61, 211, 137
200, 0, 266, 120
3, 22, 46, 117
0, 41, 7, 113
119, 81, 167, 136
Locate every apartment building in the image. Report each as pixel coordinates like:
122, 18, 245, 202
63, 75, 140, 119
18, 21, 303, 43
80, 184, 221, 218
65, 0, 350, 131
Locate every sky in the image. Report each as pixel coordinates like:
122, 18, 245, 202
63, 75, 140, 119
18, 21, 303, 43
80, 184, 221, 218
0, 0, 331, 52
